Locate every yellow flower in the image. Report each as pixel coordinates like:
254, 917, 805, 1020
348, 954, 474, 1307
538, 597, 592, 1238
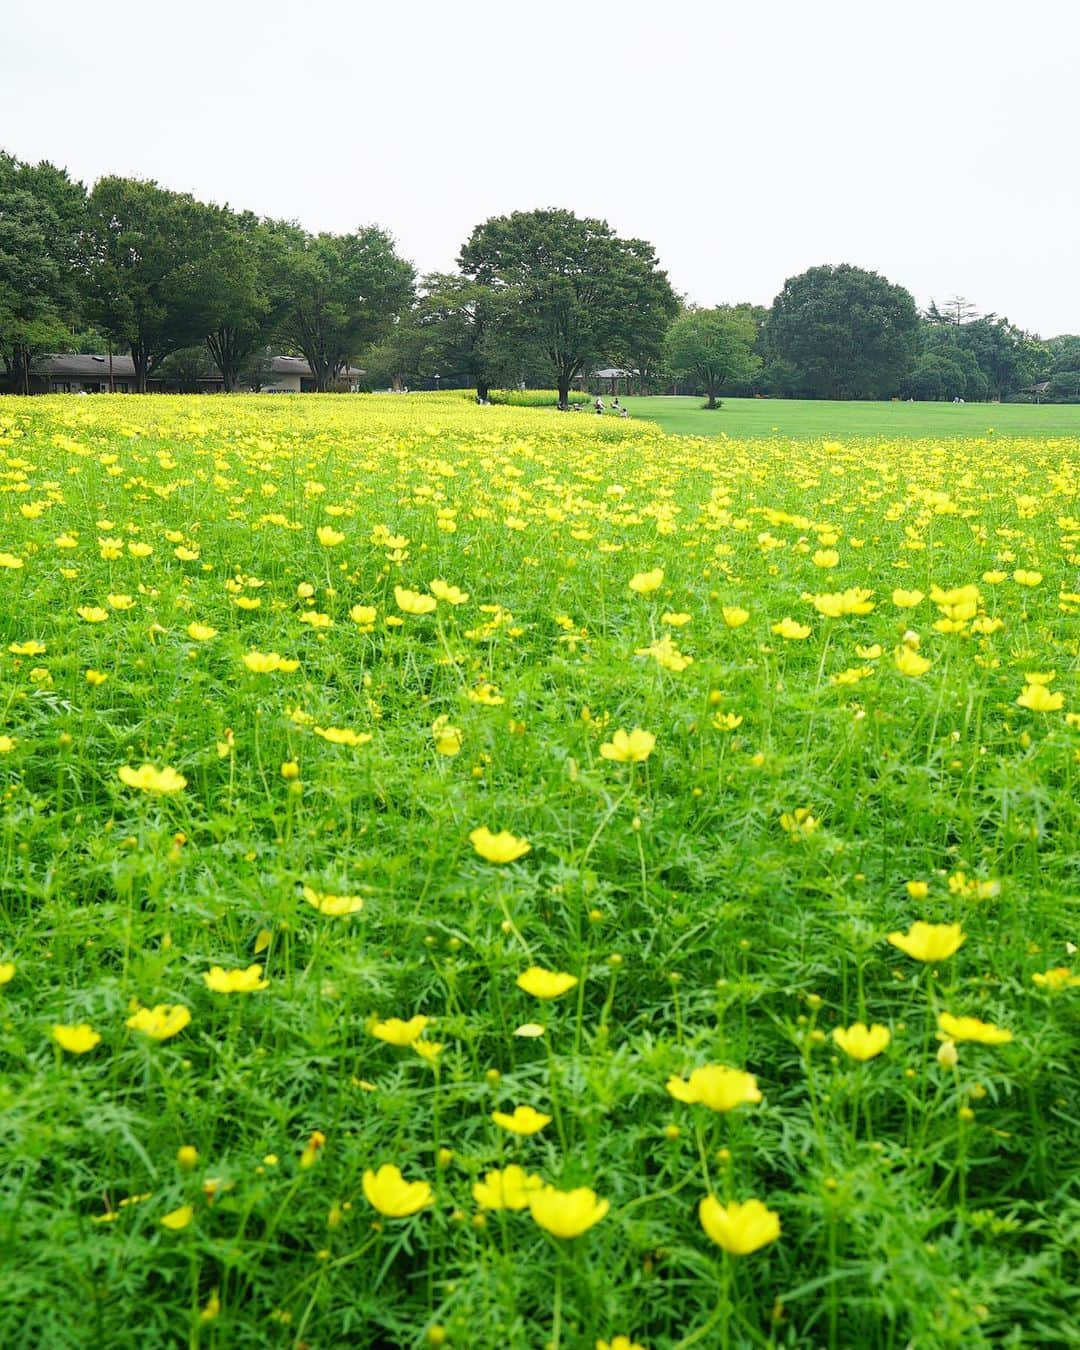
527, 1185, 609, 1238
887, 921, 965, 963
491, 1105, 552, 1135
0, 552, 25, 568
413, 1039, 443, 1064
186, 622, 218, 641
712, 711, 744, 730
362, 1164, 433, 1217
369, 1015, 430, 1045
808, 588, 874, 617
1016, 684, 1064, 712
812, 549, 839, 568
516, 966, 577, 999
303, 885, 364, 916
629, 568, 664, 595
894, 645, 931, 677
832, 1022, 891, 1061
174, 546, 200, 562
665, 1065, 762, 1112
661, 611, 692, 626
127, 541, 153, 558
9, 640, 46, 656
699, 1196, 780, 1255
160, 1205, 194, 1231
470, 826, 531, 864
905, 880, 929, 900
855, 643, 883, 660
597, 1338, 646, 1350
313, 725, 372, 747
77, 606, 109, 623
937, 1013, 1013, 1045
394, 585, 437, 615
349, 603, 377, 627
125, 1004, 191, 1040
1031, 967, 1080, 991
771, 617, 811, 640
85, 669, 108, 686
429, 578, 470, 605
0, 962, 14, 985
473, 1165, 543, 1211
780, 807, 818, 839
203, 964, 269, 993
599, 728, 656, 763
107, 593, 135, 610
118, 763, 187, 794
316, 525, 345, 547
280, 760, 300, 780
52, 1022, 102, 1054
892, 588, 925, 608
1012, 569, 1042, 586
721, 605, 749, 628
0, 736, 16, 753
431, 715, 463, 756
243, 651, 299, 674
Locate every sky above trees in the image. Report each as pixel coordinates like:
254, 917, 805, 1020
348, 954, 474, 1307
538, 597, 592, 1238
2, 0, 1078, 336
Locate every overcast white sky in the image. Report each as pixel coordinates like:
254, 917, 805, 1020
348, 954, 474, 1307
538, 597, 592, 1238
3, 0, 1077, 335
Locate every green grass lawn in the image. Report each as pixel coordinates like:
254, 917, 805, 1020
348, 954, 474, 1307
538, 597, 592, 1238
620, 395, 1080, 439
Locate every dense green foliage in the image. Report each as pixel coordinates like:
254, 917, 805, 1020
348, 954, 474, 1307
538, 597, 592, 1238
663, 308, 760, 409
1, 394, 1078, 1348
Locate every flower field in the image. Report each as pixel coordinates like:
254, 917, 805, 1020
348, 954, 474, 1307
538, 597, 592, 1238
0, 393, 1078, 1348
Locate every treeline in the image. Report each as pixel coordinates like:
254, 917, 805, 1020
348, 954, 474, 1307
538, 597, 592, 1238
2, 149, 1077, 402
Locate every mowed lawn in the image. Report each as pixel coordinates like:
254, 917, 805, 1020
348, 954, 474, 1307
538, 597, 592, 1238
620, 395, 1080, 439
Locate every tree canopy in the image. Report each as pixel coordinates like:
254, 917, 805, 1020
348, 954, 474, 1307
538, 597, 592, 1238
664, 307, 759, 408
459, 209, 678, 407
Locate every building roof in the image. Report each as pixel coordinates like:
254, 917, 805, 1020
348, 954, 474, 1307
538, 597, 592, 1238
40, 353, 137, 378
593, 366, 637, 379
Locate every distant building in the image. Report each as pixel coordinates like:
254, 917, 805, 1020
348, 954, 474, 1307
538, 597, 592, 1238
1, 354, 366, 395
590, 367, 638, 396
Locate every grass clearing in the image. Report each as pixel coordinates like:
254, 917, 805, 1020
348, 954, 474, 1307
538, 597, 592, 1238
619, 394, 1080, 439
0, 392, 1078, 1348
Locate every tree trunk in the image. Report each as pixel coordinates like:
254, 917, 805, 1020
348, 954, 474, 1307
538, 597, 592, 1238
132, 345, 149, 394
706, 379, 717, 410
557, 374, 571, 409
476, 379, 489, 402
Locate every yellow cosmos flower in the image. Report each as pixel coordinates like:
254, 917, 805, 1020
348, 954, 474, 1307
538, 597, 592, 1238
160, 1205, 194, 1231
9, 640, 46, 656
0, 962, 14, 985
126, 1004, 191, 1040
303, 885, 364, 916
699, 1196, 780, 1255
52, 1022, 102, 1054
362, 1164, 433, 1217
1016, 684, 1063, 712
665, 1065, 762, 1112
661, 611, 692, 627
712, 711, 744, 730
527, 1185, 609, 1238
629, 568, 664, 594
77, 606, 109, 623
892, 588, 925, 608
243, 651, 299, 674
516, 966, 577, 999
0, 735, 15, 753
413, 1039, 443, 1064
431, 715, 463, 756
470, 826, 531, 863
203, 964, 269, 993
369, 1015, 430, 1045
107, 593, 135, 610
313, 725, 372, 747
771, 617, 811, 640
982, 569, 1008, 584
937, 1013, 1013, 1045
316, 525, 345, 547
1031, 967, 1080, 991
832, 1022, 891, 1061
491, 1104, 552, 1135
599, 728, 656, 763
473, 1165, 543, 1211
186, 622, 218, 641
174, 546, 200, 562
429, 578, 470, 604
1013, 569, 1042, 586
127, 541, 153, 558
85, 669, 107, 686
394, 585, 437, 615
233, 596, 261, 610
905, 880, 929, 900
722, 605, 750, 628
118, 764, 187, 794
855, 643, 882, 660
349, 603, 377, 627
597, 1338, 646, 1350
0, 553, 25, 568
887, 921, 965, 963
809, 588, 874, 617
894, 646, 931, 677
780, 807, 818, 839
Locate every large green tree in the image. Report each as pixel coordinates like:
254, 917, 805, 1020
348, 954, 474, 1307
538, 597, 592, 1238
276, 228, 414, 391
0, 153, 86, 393
664, 307, 760, 408
203, 213, 294, 392
767, 264, 920, 399
458, 209, 678, 408
78, 177, 226, 392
